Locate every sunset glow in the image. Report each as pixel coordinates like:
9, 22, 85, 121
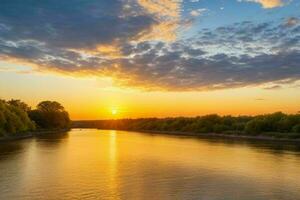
111, 108, 118, 116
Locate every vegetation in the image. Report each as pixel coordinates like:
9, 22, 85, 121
29, 101, 70, 129
0, 99, 70, 138
2, 97, 298, 141
73, 112, 300, 139
0, 100, 35, 136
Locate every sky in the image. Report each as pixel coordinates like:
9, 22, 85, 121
0, 0, 300, 119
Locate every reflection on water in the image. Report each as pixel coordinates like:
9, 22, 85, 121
1, 129, 300, 200
108, 130, 119, 199
192, 135, 300, 154
0, 142, 25, 161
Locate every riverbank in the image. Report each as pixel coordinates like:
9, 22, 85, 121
93, 128, 300, 143
135, 130, 300, 143
0, 129, 70, 142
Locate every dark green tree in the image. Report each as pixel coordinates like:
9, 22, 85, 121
0, 99, 35, 136
8, 99, 31, 112
29, 101, 70, 129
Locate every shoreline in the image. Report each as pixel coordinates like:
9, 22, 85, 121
0, 128, 70, 142
138, 130, 300, 143
94, 128, 300, 143
2, 127, 300, 144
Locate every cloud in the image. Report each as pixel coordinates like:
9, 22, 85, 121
137, 0, 182, 41
190, 8, 208, 17
109, 43, 300, 90
285, 17, 299, 27
0, 1, 300, 91
0, 0, 157, 50
239, 0, 288, 8
263, 85, 282, 90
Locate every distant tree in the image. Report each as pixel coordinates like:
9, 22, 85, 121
29, 101, 70, 129
213, 124, 227, 133
245, 119, 264, 135
72, 111, 300, 139
292, 124, 300, 133
37, 101, 64, 112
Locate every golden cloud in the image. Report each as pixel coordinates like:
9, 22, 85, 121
258, 0, 284, 8
65, 1, 183, 56
242, 0, 285, 8
137, 0, 182, 42
95, 44, 122, 58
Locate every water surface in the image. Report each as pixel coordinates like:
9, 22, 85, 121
1, 129, 300, 200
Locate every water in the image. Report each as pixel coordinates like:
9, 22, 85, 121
1, 129, 300, 200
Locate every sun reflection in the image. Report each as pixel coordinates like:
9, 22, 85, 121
109, 130, 117, 162
108, 130, 120, 198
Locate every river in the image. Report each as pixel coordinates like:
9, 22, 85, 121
1, 129, 300, 200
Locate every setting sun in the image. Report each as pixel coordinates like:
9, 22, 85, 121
111, 108, 118, 115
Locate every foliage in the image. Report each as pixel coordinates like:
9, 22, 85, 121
36, 101, 64, 112
7, 99, 31, 112
293, 124, 300, 133
0, 100, 35, 136
29, 101, 70, 129
0, 99, 70, 137
73, 112, 300, 139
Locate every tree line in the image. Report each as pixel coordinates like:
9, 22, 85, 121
73, 112, 300, 139
0, 99, 70, 137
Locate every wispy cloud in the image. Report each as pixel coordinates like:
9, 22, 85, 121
255, 98, 266, 101
190, 8, 208, 17
263, 85, 282, 90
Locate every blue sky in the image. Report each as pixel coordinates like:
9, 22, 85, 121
182, 0, 300, 36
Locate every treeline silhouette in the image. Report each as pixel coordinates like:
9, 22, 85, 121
0, 99, 70, 137
73, 112, 300, 139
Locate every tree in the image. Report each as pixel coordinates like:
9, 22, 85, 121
0, 99, 35, 136
29, 101, 70, 129
7, 99, 31, 112
37, 101, 64, 112
245, 119, 264, 135
292, 124, 300, 133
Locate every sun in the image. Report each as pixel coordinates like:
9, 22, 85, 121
111, 108, 118, 115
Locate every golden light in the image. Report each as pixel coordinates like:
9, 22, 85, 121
111, 108, 118, 115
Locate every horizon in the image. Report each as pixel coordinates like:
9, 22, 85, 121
1, 0, 300, 120
2, 97, 299, 121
